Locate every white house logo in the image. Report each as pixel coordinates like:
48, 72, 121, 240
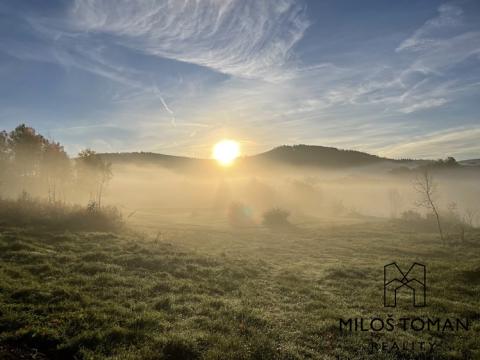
384, 262, 426, 307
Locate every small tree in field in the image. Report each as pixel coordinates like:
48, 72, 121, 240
463, 209, 477, 228
413, 169, 444, 244
76, 149, 112, 208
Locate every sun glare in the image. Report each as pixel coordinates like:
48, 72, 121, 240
213, 140, 240, 166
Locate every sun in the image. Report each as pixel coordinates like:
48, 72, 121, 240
213, 140, 240, 166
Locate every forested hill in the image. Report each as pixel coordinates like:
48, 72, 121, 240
98, 145, 406, 170
250, 145, 389, 167
97, 145, 479, 172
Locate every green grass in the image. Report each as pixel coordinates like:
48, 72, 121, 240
0, 222, 479, 359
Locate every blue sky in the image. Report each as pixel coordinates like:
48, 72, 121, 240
0, 0, 479, 159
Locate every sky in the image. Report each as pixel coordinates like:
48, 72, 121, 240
0, 0, 479, 160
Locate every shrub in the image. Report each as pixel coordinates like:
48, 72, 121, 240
398, 210, 434, 232
262, 207, 291, 228
227, 202, 254, 227
399, 208, 474, 239
0, 196, 123, 232
400, 210, 423, 223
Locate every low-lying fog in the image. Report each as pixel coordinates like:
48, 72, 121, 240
103, 162, 480, 227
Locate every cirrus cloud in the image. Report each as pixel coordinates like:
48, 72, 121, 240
69, 0, 310, 81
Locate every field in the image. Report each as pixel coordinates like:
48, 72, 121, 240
0, 217, 479, 360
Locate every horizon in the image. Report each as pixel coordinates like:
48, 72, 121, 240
95, 143, 472, 162
1, 1, 480, 160
2, 122, 478, 161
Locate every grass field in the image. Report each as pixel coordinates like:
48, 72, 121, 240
0, 219, 479, 359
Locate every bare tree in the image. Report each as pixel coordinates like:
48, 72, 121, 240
413, 169, 444, 244
458, 208, 478, 243
76, 149, 112, 208
463, 208, 477, 228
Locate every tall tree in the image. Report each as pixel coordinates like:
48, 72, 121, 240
0, 130, 10, 195
7, 124, 45, 191
41, 140, 71, 203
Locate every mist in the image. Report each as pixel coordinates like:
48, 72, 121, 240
103, 160, 480, 230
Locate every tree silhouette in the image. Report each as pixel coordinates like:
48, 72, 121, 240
76, 149, 112, 208
0, 130, 10, 195
7, 124, 45, 191
41, 140, 71, 203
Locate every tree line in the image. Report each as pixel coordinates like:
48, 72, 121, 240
0, 124, 112, 208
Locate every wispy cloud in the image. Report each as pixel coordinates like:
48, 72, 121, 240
311, 4, 480, 115
69, 0, 310, 81
397, 5, 480, 74
396, 4, 464, 52
378, 126, 480, 159
399, 98, 448, 114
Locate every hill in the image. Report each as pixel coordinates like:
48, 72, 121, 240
98, 145, 479, 173
99, 145, 402, 170
459, 158, 480, 166
251, 145, 390, 168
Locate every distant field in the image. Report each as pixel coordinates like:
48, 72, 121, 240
0, 221, 479, 359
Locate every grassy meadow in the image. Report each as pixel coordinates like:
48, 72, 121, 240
0, 215, 479, 360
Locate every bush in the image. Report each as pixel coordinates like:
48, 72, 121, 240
400, 210, 423, 223
227, 202, 254, 227
398, 210, 437, 232
399, 208, 474, 238
0, 196, 123, 232
262, 207, 291, 229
